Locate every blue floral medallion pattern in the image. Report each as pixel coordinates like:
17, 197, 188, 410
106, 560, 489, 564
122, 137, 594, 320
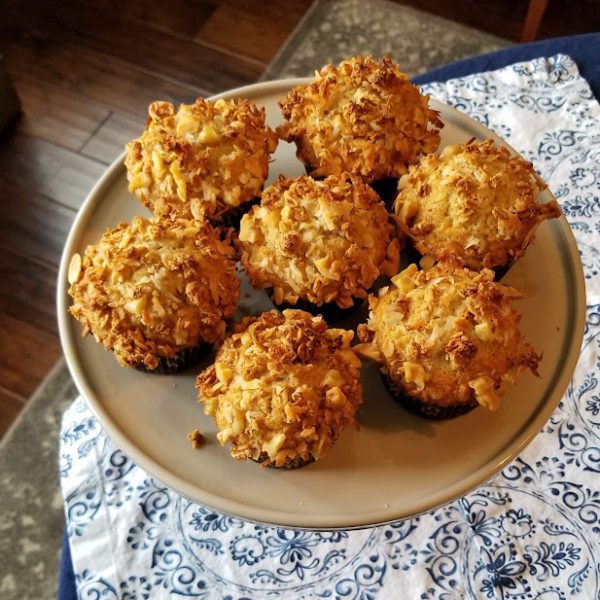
60, 55, 600, 598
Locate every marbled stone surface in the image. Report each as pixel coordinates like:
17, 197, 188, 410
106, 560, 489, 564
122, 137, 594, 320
0, 2, 511, 597
0, 361, 77, 599
263, 0, 511, 80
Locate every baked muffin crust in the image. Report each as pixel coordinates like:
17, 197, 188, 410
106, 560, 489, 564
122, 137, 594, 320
238, 174, 400, 308
68, 217, 239, 370
357, 263, 540, 411
125, 98, 278, 222
197, 310, 362, 467
394, 139, 562, 270
277, 55, 442, 181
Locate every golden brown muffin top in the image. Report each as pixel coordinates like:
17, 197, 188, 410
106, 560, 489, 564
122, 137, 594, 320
356, 263, 540, 410
68, 216, 239, 370
197, 310, 362, 467
277, 56, 442, 182
238, 174, 400, 308
394, 139, 562, 270
125, 98, 278, 222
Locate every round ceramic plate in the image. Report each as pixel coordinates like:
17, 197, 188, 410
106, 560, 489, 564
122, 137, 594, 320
57, 79, 585, 530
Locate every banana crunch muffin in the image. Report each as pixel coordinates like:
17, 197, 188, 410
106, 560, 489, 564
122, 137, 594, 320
356, 263, 541, 418
68, 217, 239, 372
125, 97, 278, 223
238, 174, 400, 310
277, 56, 442, 183
197, 310, 362, 468
394, 139, 562, 271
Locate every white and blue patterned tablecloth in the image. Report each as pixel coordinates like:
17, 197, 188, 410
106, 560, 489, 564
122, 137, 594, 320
59, 55, 600, 600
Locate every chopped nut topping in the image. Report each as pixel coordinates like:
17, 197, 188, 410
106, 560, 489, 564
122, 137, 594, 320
469, 376, 500, 411
68, 253, 82, 285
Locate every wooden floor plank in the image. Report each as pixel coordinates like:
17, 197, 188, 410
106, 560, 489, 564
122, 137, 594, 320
215, 0, 314, 30
95, 0, 218, 40
3, 0, 263, 94
80, 112, 144, 165
0, 312, 61, 398
0, 32, 204, 119
13, 77, 111, 153
197, 5, 293, 64
0, 248, 59, 336
197, 1, 314, 64
0, 178, 76, 267
0, 133, 106, 210
0, 386, 26, 440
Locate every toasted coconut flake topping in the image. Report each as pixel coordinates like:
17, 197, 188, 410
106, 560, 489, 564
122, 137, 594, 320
277, 56, 442, 181
238, 174, 400, 307
125, 97, 278, 222
196, 310, 362, 467
68, 216, 240, 370
356, 262, 540, 410
187, 429, 204, 449
394, 139, 562, 270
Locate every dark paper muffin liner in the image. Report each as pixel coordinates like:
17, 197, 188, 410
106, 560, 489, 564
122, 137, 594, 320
493, 262, 514, 282
305, 165, 399, 211
369, 177, 399, 210
252, 452, 316, 470
402, 241, 515, 282
135, 343, 212, 374
217, 197, 261, 231
304, 164, 319, 177
270, 293, 364, 323
381, 371, 478, 420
